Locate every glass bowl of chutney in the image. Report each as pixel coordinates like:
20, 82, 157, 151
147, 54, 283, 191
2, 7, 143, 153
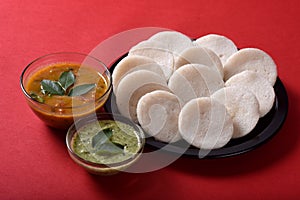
66, 113, 145, 175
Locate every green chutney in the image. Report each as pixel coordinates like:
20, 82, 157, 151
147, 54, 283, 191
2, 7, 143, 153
72, 120, 142, 165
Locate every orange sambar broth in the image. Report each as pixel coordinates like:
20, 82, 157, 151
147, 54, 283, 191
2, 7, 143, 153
25, 63, 109, 129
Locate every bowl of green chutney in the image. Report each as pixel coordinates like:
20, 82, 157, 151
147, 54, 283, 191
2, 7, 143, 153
66, 113, 145, 175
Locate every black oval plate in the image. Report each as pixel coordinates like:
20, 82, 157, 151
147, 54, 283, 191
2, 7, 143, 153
104, 54, 288, 158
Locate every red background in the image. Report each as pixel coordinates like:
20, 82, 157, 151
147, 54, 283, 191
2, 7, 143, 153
1, 0, 300, 199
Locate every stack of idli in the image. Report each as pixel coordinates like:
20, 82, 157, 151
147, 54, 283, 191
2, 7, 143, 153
112, 31, 277, 150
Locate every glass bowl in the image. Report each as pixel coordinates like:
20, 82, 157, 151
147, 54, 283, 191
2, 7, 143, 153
66, 113, 145, 175
20, 52, 112, 129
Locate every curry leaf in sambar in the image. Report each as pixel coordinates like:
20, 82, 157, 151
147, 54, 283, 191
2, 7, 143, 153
29, 92, 44, 103
68, 83, 96, 96
41, 80, 64, 95
58, 71, 75, 91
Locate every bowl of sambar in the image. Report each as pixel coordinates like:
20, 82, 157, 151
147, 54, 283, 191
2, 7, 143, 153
20, 52, 112, 130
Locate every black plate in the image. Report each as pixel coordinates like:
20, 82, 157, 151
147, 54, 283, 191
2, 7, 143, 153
104, 54, 288, 158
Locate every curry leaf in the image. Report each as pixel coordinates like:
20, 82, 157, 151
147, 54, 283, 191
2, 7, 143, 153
41, 80, 64, 95
95, 142, 124, 155
58, 71, 75, 91
68, 83, 96, 96
111, 142, 125, 150
92, 128, 125, 155
92, 128, 113, 148
29, 92, 44, 103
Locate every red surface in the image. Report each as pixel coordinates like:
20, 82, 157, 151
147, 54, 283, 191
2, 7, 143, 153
1, 0, 300, 199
